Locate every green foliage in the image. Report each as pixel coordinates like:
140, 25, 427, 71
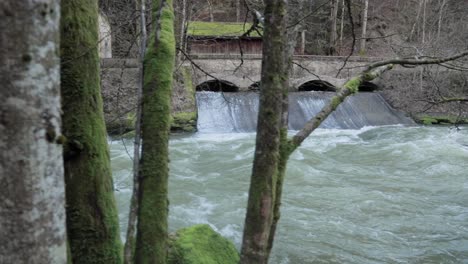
187, 21, 262, 37
168, 225, 240, 264
60, 0, 123, 263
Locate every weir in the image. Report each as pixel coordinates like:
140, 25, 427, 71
196, 91, 414, 132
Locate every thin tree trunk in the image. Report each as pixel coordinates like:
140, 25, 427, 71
124, 0, 148, 262
236, 0, 241, 22
240, 1, 287, 263
340, 0, 345, 54
134, 0, 175, 263
300, 30, 306, 55
422, 0, 427, 44
410, 0, 424, 41
329, 0, 339, 55
61, 0, 123, 262
437, 0, 447, 41
0, 1, 66, 263
207, 0, 214, 22
179, 0, 187, 55
266, 9, 299, 257
360, 0, 369, 54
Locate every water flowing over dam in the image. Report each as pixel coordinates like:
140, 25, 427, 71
196, 91, 414, 132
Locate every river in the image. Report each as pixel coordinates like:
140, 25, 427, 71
110, 126, 468, 263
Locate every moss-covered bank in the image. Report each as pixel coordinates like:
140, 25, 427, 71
168, 225, 240, 264
413, 114, 468, 125
171, 112, 197, 132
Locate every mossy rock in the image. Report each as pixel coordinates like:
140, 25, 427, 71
171, 112, 197, 132
168, 224, 240, 264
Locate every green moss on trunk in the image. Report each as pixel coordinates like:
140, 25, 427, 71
60, 0, 123, 263
135, 0, 176, 263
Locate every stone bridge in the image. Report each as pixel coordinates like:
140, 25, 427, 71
100, 54, 388, 133
101, 54, 386, 96
185, 54, 384, 91
100, 54, 466, 133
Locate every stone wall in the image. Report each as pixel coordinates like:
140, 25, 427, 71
100, 59, 198, 134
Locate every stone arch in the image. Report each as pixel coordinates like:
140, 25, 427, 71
359, 81, 379, 92
196, 79, 239, 92
298, 80, 336, 92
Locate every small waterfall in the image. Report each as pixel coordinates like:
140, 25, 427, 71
196, 91, 414, 132
196, 92, 259, 132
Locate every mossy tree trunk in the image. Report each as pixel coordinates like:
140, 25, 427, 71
134, 0, 175, 263
0, 1, 67, 262
239, 0, 287, 263
61, 0, 123, 263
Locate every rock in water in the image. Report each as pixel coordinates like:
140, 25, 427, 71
168, 224, 240, 264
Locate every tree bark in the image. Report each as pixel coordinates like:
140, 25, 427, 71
134, 0, 175, 263
437, 0, 447, 41
329, 0, 339, 55
124, 0, 148, 263
409, 0, 424, 41
61, 0, 123, 263
240, 1, 287, 263
179, 0, 187, 56
422, 0, 427, 44
0, 1, 67, 263
339, 0, 345, 54
207, 0, 214, 22
359, 0, 369, 54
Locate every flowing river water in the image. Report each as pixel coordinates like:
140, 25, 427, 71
110, 126, 468, 263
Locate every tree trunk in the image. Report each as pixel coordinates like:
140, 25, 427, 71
124, 0, 148, 263
410, 0, 424, 41
437, 0, 447, 41
134, 0, 175, 263
359, 0, 369, 55
422, 0, 427, 44
329, 0, 339, 55
179, 0, 187, 56
0, 1, 66, 263
339, 0, 345, 54
236, 0, 241, 22
61, 0, 123, 263
240, 0, 287, 263
207, 0, 214, 22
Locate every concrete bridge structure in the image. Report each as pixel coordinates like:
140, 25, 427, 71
100, 54, 388, 133
100, 54, 467, 133
101, 54, 385, 95
185, 54, 384, 91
